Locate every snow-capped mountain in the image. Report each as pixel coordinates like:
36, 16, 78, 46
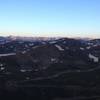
0, 37, 100, 99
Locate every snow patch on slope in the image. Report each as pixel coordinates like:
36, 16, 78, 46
0, 53, 16, 57
55, 45, 64, 51
88, 53, 99, 62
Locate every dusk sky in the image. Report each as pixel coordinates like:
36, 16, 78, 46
0, 0, 100, 38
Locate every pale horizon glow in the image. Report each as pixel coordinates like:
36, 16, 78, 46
0, 0, 100, 38
0, 32, 100, 39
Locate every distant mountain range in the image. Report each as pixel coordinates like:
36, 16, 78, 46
0, 36, 100, 99
0, 37, 100, 71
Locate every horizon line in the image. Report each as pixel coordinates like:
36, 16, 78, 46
0, 35, 100, 39
0, 32, 100, 39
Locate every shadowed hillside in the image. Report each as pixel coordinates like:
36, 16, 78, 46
0, 37, 100, 100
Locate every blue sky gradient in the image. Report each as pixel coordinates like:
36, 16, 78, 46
0, 0, 100, 37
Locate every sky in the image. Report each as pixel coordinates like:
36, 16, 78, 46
0, 0, 100, 38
